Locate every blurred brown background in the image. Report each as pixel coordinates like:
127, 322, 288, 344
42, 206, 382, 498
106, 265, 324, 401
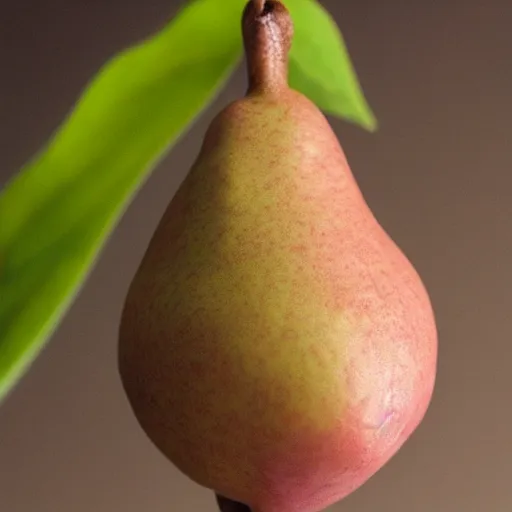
1, 0, 511, 511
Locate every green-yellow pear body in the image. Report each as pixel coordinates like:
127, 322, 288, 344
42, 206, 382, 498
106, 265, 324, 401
118, 3, 437, 512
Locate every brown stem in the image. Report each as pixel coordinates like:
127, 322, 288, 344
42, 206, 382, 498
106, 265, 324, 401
242, 0, 294, 95
216, 493, 252, 512
251, 0, 266, 12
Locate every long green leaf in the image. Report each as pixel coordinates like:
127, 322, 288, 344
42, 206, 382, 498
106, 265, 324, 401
287, 0, 377, 130
0, 0, 378, 405
0, 0, 244, 402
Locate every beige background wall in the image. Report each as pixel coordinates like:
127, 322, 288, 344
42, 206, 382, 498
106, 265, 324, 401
1, 1, 511, 511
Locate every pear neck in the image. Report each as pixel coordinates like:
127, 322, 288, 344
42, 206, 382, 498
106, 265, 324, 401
242, 0, 294, 96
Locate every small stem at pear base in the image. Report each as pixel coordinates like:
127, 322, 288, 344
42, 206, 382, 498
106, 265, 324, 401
216, 494, 252, 512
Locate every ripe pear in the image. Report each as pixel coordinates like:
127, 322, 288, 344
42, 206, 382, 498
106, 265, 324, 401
117, 1, 438, 511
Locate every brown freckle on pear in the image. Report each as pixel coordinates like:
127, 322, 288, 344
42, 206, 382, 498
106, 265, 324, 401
118, 1, 438, 511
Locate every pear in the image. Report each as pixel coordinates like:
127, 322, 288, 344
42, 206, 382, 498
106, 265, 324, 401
118, 1, 438, 511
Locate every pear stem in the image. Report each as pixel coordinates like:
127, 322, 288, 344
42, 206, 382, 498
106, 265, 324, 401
216, 493, 252, 512
242, 0, 294, 95
252, 0, 266, 12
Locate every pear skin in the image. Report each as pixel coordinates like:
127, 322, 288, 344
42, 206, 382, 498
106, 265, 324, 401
118, 2, 438, 511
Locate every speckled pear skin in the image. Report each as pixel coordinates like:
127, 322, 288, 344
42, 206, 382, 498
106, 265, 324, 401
118, 2, 437, 512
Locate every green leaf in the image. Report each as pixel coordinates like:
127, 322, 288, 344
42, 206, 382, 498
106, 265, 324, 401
0, 0, 244, 402
287, 0, 377, 131
0, 0, 378, 404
